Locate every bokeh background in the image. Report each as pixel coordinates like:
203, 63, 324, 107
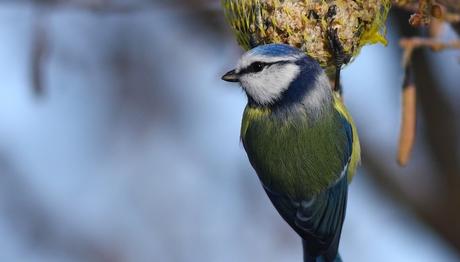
0, 1, 460, 261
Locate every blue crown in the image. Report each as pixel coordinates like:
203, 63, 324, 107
248, 44, 304, 58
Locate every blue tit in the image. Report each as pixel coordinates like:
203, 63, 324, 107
222, 44, 360, 262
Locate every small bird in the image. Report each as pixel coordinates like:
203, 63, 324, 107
222, 44, 360, 262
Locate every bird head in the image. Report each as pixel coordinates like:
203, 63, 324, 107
222, 44, 331, 111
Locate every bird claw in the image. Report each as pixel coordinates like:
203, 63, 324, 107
327, 24, 351, 95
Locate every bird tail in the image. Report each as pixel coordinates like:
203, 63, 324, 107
302, 240, 342, 262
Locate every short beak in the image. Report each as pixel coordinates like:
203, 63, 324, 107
221, 69, 239, 82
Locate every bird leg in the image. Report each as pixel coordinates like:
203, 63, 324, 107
326, 6, 351, 95
327, 27, 351, 95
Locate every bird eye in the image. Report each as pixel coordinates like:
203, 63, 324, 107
248, 62, 265, 73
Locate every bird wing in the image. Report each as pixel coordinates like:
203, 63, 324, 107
241, 102, 358, 259
261, 111, 355, 260
263, 160, 349, 261
332, 93, 361, 181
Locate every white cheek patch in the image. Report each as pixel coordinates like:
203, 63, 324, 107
239, 63, 300, 105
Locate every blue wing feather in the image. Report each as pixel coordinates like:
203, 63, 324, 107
263, 113, 353, 262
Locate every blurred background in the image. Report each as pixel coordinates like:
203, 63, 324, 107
0, 1, 459, 261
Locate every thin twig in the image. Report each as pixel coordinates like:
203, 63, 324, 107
31, 9, 48, 96
397, 36, 460, 165
393, 0, 460, 24
399, 37, 460, 51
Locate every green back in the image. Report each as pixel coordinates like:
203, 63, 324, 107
241, 106, 351, 200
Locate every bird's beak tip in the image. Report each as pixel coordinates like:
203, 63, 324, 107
221, 69, 239, 82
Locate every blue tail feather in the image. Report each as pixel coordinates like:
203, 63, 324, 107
303, 253, 342, 262
303, 240, 342, 262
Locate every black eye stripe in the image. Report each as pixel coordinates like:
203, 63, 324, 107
240, 60, 291, 75
242, 62, 266, 74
